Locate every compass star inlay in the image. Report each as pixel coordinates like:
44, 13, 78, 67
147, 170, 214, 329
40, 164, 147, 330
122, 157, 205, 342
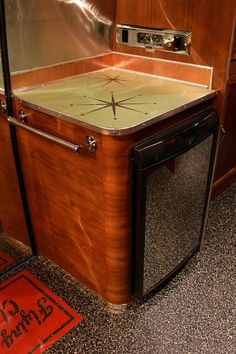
77, 93, 152, 119
89, 74, 133, 87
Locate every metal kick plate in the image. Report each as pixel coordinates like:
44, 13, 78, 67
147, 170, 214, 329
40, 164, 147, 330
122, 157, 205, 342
116, 24, 191, 55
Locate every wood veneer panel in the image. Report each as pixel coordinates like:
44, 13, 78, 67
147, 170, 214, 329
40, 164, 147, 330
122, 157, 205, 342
112, 53, 212, 87
0, 103, 29, 246
115, 0, 236, 91
14, 104, 132, 304
11, 54, 113, 91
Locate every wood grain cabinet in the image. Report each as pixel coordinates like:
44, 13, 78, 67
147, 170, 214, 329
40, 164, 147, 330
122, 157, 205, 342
0, 96, 29, 245
12, 99, 214, 305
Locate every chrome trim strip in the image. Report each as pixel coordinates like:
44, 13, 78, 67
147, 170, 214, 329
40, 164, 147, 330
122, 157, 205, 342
11, 52, 112, 76
14, 91, 217, 136
106, 302, 128, 314
112, 51, 213, 71
7, 116, 80, 152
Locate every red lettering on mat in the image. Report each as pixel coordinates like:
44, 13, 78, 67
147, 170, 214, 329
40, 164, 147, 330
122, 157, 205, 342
0, 270, 83, 353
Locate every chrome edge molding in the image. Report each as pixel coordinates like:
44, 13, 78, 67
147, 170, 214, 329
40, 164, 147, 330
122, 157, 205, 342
14, 91, 217, 136
106, 302, 129, 314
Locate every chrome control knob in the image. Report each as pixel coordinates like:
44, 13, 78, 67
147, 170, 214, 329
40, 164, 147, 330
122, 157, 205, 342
0, 100, 7, 113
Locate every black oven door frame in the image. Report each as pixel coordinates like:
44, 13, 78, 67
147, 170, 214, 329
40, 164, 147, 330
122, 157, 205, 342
131, 109, 218, 300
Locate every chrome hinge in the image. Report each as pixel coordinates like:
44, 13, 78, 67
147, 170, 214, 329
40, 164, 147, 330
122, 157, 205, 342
18, 109, 27, 123
84, 135, 97, 153
0, 100, 7, 113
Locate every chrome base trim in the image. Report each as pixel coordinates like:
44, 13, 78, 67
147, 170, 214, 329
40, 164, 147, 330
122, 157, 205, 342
106, 302, 129, 314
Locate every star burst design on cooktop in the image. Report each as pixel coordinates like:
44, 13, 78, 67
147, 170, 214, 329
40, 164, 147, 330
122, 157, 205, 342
72, 92, 156, 120
88, 74, 133, 87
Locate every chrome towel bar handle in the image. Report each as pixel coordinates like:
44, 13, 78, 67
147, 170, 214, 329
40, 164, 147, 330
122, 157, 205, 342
7, 116, 97, 153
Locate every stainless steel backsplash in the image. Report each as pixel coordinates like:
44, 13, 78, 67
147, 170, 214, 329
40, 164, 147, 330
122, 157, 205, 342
5, 0, 116, 73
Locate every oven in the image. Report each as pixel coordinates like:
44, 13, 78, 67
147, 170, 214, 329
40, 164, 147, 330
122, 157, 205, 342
131, 108, 218, 299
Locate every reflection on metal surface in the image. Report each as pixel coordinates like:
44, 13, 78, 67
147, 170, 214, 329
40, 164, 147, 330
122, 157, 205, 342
117, 24, 192, 55
5, 0, 116, 72
143, 136, 213, 294
88, 73, 133, 87
58, 0, 112, 25
106, 302, 128, 314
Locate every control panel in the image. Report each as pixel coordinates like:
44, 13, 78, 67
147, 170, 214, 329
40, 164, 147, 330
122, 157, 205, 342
116, 25, 191, 55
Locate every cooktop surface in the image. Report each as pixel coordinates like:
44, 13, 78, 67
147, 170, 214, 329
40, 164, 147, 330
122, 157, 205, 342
15, 68, 216, 135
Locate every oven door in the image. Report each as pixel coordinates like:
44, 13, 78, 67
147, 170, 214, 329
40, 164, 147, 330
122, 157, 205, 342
132, 109, 218, 299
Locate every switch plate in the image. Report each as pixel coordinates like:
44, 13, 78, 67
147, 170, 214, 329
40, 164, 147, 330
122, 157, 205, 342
116, 24, 191, 55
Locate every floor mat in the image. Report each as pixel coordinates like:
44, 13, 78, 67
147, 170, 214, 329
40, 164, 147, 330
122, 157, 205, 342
0, 252, 14, 271
0, 270, 83, 353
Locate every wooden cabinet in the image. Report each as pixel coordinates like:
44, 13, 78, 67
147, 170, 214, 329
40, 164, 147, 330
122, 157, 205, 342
0, 97, 29, 245
12, 105, 131, 305
12, 99, 214, 305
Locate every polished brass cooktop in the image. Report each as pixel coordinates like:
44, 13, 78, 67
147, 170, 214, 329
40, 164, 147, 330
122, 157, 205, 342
15, 68, 216, 135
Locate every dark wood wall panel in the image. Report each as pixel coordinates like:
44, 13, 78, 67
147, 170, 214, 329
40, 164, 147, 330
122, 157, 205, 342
214, 80, 236, 181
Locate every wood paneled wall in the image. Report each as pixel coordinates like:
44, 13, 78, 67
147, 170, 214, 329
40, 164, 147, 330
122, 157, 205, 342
114, 0, 236, 94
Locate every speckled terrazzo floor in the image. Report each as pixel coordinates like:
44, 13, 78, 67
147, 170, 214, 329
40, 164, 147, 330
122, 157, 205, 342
0, 183, 235, 354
